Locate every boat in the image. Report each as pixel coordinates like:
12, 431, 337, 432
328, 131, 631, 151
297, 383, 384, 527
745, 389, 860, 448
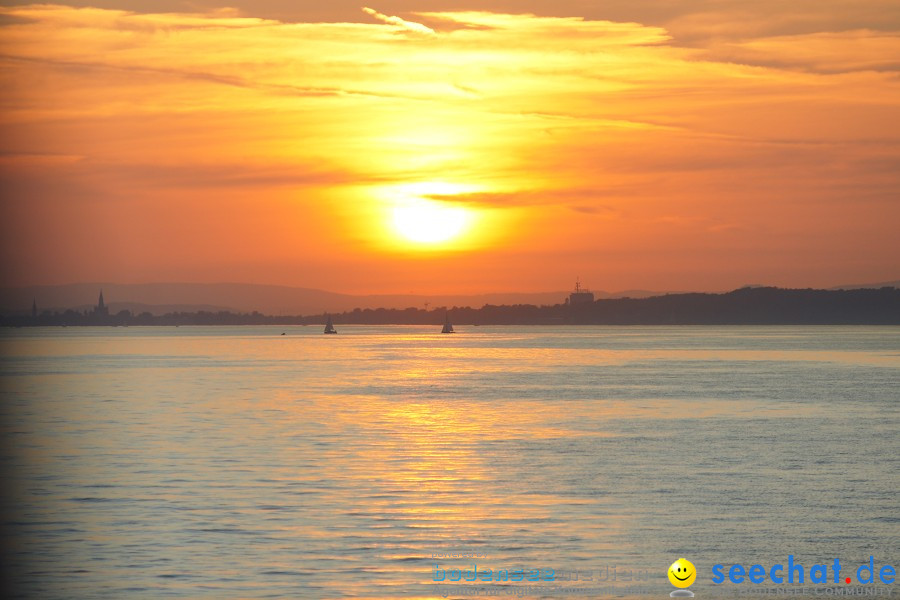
441, 313, 454, 334
324, 314, 337, 334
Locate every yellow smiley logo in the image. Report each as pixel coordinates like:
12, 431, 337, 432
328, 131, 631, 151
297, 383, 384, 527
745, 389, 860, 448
668, 558, 697, 588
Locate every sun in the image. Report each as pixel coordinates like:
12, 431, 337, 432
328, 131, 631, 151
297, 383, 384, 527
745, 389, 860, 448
392, 199, 469, 244
378, 181, 485, 249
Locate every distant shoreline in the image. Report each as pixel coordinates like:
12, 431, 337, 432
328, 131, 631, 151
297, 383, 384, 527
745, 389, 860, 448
3, 286, 898, 327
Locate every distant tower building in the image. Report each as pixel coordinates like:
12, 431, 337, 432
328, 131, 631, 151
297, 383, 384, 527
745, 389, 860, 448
94, 290, 109, 316
32, 298, 37, 318
568, 278, 595, 305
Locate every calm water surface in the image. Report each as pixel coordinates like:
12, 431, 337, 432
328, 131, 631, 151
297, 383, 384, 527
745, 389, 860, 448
1, 326, 898, 599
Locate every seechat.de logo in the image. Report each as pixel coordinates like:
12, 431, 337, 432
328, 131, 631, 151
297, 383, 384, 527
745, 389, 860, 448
711, 556, 896, 585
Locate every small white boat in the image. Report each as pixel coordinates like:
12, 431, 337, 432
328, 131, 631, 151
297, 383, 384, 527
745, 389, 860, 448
441, 313, 454, 334
324, 315, 337, 334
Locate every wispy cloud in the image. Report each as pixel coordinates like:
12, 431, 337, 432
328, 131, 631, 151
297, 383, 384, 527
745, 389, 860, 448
696, 30, 900, 74
362, 7, 435, 35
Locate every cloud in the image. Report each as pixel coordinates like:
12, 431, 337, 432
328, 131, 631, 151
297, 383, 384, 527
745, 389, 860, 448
664, 1, 900, 43
361, 6, 434, 35
424, 188, 631, 211
417, 10, 670, 45
696, 30, 900, 74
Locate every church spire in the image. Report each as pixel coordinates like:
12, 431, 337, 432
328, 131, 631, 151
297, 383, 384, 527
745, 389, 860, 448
94, 290, 109, 317
32, 298, 37, 318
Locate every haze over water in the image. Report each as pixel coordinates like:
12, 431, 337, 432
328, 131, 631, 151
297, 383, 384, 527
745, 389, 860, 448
1, 326, 898, 599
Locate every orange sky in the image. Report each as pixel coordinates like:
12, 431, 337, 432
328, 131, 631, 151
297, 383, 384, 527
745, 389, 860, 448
1, 2, 898, 294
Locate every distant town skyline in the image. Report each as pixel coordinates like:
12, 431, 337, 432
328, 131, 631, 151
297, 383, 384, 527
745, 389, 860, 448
6, 279, 899, 320
1, 2, 898, 294
6, 285, 899, 326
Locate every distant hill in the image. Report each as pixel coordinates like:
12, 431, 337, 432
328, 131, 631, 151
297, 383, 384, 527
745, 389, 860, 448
324, 286, 900, 325
4, 286, 897, 326
1, 280, 897, 317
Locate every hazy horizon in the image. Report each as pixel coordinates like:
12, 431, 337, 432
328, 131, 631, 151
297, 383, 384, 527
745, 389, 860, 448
5, 276, 900, 296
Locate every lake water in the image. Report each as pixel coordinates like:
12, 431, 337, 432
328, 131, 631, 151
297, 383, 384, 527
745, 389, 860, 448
1, 326, 898, 599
